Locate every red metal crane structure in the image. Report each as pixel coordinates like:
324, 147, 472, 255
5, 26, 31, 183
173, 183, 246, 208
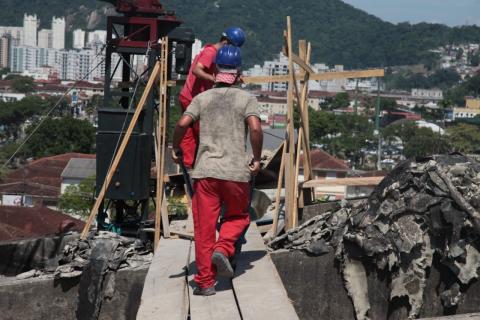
94, 0, 194, 237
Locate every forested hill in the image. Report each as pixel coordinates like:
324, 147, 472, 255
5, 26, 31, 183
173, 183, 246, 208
1, 0, 480, 68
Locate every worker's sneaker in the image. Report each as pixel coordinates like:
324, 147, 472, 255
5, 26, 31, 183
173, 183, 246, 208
212, 251, 234, 278
193, 286, 216, 296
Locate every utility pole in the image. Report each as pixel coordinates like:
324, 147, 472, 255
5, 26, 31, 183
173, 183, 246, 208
354, 79, 359, 115
375, 77, 382, 171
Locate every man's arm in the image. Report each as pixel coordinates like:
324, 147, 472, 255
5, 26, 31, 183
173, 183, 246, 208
193, 62, 215, 82
247, 115, 263, 175
171, 115, 195, 163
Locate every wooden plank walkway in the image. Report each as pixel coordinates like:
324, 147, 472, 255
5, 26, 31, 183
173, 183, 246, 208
136, 238, 190, 320
233, 224, 299, 320
419, 314, 480, 320
188, 243, 241, 320
137, 223, 299, 320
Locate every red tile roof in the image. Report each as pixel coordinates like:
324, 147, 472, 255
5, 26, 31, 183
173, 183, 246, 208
301, 149, 350, 172
5, 153, 96, 189
308, 90, 337, 98
0, 181, 60, 198
0, 206, 85, 241
257, 96, 287, 104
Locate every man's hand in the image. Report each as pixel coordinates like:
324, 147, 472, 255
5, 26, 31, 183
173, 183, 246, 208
249, 160, 261, 176
172, 148, 182, 164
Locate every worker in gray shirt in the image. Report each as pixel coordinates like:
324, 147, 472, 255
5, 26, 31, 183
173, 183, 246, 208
172, 45, 263, 296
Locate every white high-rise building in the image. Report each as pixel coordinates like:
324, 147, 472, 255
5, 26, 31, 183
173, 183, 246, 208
23, 14, 38, 47
192, 39, 202, 61
0, 34, 11, 68
38, 29, 53, 49
0, 27, 23, 46
51, 17, 65, 49
87, 30, 107, 47
73, 29, 86, 49
10, 46, 37, 72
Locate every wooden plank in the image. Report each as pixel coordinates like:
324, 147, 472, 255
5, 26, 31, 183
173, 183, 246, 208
243, 68, 385, 84
136, 238, 190, 320
156, 38, 170, 247
272, 141, 286, 237
419, 314, 480, 320
302, 176, 384, 188
292, 39, 312, 228
285, 16, 296, 231
81, 61, 161, 239
187, 243, 241, 320
291, 52, 315, 75
232, 224, 299, 320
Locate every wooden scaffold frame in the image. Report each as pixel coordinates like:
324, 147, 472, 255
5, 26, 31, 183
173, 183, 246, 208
244, 17, 385, 233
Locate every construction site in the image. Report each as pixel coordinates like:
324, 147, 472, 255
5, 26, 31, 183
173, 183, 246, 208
2, 1, 480, 320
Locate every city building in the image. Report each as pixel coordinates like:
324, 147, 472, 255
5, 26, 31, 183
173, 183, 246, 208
23, 14, 38, 47
262, 53, 289, 92
73, 29, 86, 49
51, 17, 65, 49
452, 97, 480, 120
87, 30, 107, 47
191, 39, 202, 61
0, 34, 10, 68
0, 27, 23, 46
411, 88, 443, 100
10, 46, 36, 73
38, 29, 53, 48
245, 53, 349, 93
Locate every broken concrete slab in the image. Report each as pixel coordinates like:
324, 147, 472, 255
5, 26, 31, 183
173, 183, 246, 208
269, 154, 480, 319
0, 266, 148, 320
271, 250, 480, 320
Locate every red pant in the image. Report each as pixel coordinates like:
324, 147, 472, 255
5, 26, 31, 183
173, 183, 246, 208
192, 178, 250, 288
179, 95, 200, 169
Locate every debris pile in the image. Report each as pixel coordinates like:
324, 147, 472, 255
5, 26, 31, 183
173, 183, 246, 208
269, 154, 480, 319
55, 231, 152, 279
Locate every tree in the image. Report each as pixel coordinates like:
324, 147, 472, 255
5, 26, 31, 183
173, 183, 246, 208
309, 109, 339, 143
58, 176, 95, 218
383, 121, 449, 158
9, 76, 35, 93
447, 123, 480, 153
380, 97, 398, 112
331, 92, 350, 110
23, 117, 95, 158
0, 96, 50, 139
456, 48, 464, 61
471, 53, 480, 67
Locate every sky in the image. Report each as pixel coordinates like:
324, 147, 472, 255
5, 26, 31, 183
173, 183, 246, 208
342, 0, 480, 26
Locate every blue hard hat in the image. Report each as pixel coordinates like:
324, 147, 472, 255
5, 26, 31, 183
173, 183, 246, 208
222, 27, 246, 47
215, 45, 242, 69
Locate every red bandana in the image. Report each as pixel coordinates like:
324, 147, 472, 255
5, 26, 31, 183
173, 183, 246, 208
215, 72, 237, 84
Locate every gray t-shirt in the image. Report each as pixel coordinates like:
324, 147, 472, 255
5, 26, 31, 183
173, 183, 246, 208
183, 87, 260, 183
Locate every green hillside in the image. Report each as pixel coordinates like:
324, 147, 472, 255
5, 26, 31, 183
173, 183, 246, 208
1, 0, 480, 68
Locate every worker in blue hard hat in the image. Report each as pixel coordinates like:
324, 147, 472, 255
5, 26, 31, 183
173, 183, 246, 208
178, 27, 246, 169
173, 45, 263, 296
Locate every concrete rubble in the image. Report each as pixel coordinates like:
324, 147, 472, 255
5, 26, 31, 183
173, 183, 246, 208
269, 154, 480, 319
54, 231, 152, 279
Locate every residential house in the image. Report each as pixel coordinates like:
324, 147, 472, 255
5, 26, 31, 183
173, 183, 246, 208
0, 205, 85, 241
1, 153, 95, 208
60, 158, 96, 194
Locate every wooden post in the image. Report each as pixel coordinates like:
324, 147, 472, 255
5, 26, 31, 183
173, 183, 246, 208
284, 16, 296, 231
272, 141, 286, 237
291, 40, 312, 227
80, 61, 161, 240
155, 37, 170, 249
